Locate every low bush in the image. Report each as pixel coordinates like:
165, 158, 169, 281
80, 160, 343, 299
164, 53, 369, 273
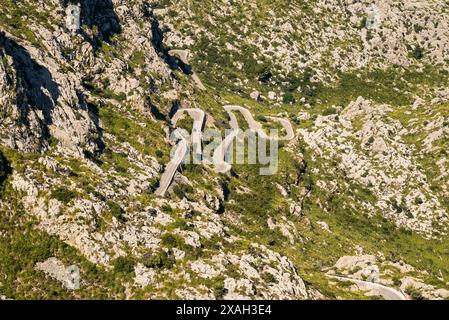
142, 250, 175, 269
322, 107, 337, 116
51, 187, 77, 204
113, 256, 135, 274
405, 285, 424, 300
173, 184, 194, 199
161, 233, 183, 248
106, 200, 125, 222
412, 46, 424, 60
283, 93, 295, 104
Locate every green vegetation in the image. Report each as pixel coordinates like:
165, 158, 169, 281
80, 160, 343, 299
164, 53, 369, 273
0, 185, 132, 299
175, 116, 194, 133
313, 66, 447, 107
261, 272, 277, 284
172, 184, 194, 200
0, 0, 54, 47
322, 107, 338, 116
411, 46, 424, 60
106, 200, 125, 222
1, 0, 448, 300
212, 276, 226, 299
99, 104, 170, 162
405, 285, 424, 300
129, 50, 145, 69
283, 93, 295, 104
142, 250, 176, 269
161, 233, 184, 248
51, 187, 77, 204
112, 256, 135, 275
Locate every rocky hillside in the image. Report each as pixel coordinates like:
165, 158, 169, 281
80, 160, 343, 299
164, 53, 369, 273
0, 0, 448, 300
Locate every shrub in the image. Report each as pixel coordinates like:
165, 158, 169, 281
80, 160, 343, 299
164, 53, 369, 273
129, 50, 145, 69
155, 150, 164, 158
52, 187, 77, 204
283, 93, 295, 104
147, 177, 160, 192
413, 24, 424, 33
113, 256, 135, 274
1, 55, 8, 67
173, 184, 194, 199
414, 197, 424, 205
161, 233, 183, 248
405, 285, 424, 300
261, 272, 277, 283
360, 17, 367, 29
390, 198, 407, 214
212, 277, 227, 299
322, 107, 337, 116
256, 64, 272, 83
142, 250, 175, 269
161, 204, 173, 213
106, 200, 125, 222
48, 136, 59, 148
412, 47, 424, 60
256, 115, 267, 123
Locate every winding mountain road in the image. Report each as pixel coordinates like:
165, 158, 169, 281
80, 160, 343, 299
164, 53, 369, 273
329, 275, 407, 300
266, 116, 295, 141
172, 108, 205, 158
156, 105, 295, 193
155, 130, 188, 197
222, 106, 294, 141
169, 49, 206, 90
212, 105, 295, 173
213, 107, 240, 173
224, 105, 263, 134
155, 109, 205, 197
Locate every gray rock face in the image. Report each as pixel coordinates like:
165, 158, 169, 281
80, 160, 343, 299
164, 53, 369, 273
35, 257, 79, 290
250, 90, 261, 101
299, 96, 449, 236
66, 4, 81, 34
63, 0, 121, 42
0, 32, 101, 156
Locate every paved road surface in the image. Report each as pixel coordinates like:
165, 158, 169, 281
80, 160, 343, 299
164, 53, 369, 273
266, 116, 295, 141
223, 106, 295, 141
224, 105, 264, 135
155, 131, 188, 196
213, 106, 240, 173
169, 49, 206, 90
157, 105, 295, 190
172, 108, 205, 157
212, 105, 295, 173
155, 109, 205, 196
329, 275, 407, 300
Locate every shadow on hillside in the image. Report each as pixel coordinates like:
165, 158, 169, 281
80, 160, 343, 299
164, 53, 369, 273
0, 31, 60, 148
143, 3, 193, 75
0, 151, 12, 188
63, 0, 121, 48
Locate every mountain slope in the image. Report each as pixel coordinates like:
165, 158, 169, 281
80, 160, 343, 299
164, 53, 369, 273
0, 0, 448, 300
